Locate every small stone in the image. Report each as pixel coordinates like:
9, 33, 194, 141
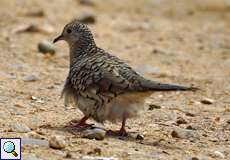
78, 12, 96, 24
26, 131, 46, 140
82, 128, 106, 140
176, 117, 188, 125
23, 74, 39, 82
14, 103, 24, 108
54, 150, 67, 157
188, 100, 201, 105
214, 117, 220, 122
136, 134, 144, 140
87, 147, 101, 155
200, 98, 215, 104
148, 104, 161, 110
65, 152, 73, 158
11, 123, 31, 133
79, 0, 96, 6
152, 48, 165, 54
225, 108, 230, 112
226, 119, 230, 124
13, 24, 54, 34
186, 124, 199, 130
188, 157, 199, 160
49, 135, 66, 149
38, 40, 56, 55
30, 96, 44, 104
93, 148, 101, 155
171, 127, 199, 140
31, 96, 37, 100
185, 112, 196, 117
211, 151, 225, 159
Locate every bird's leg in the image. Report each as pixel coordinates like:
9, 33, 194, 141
66, 116, 93, 129
119, 116, 128, 136
107, 114, 128, 136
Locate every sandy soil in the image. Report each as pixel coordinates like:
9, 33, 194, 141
0, 0, 230, 159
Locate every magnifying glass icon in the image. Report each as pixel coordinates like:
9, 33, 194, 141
3, 141, 18, 157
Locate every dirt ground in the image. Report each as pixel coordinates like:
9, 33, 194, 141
0, 0, 230, 159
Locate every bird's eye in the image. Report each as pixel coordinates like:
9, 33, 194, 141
67, 29, 72, 34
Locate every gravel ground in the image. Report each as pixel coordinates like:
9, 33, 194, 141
0, 0, 230, 159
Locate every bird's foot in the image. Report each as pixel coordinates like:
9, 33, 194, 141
106, 129, 128, 137
70, 122, 94, 129
65, 118, 93, 129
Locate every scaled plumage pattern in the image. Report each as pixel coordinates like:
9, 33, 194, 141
53, 20, 197, 136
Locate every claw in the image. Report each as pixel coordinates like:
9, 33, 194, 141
106, 129, 128, 137
65, 116, 93, 129
107, 114, 128, 137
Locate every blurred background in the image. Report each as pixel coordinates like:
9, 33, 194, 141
0, 0, 230, 160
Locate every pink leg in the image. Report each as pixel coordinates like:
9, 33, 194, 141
107, 115, 128, 136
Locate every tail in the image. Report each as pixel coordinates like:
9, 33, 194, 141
139, 79, 198, 91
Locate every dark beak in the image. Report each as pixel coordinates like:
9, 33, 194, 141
53, 35, 64, 43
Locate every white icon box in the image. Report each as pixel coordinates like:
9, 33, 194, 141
0, 138, 21, 160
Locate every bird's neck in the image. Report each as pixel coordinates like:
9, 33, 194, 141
69, 38, 96, 67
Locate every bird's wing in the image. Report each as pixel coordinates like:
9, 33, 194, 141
68, 52, 141, 98
69, 51, 195, 101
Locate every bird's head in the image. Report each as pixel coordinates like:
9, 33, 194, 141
53, 20, 95, 47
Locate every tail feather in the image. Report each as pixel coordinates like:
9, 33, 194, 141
139, 79, 198, 91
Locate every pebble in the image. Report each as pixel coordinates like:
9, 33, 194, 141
226, 119, 230, 124
200, 98, 215, 104
148, 104, 161, 110
87, 147, 102, 155
152, 48, 166, 54
82, 128, 106, 140
79, 0, 96, 6
185, 112, 196, 117
171, 127, 199, 140
188, 157, 199, 160
26, 131, 46, 140
30, 96, 44, 104
11, 123, 31, 133
176, 117, 188, 125
81, 156, 118, 160
23, 74, 39, 82
78, 12, 96, 24
211, 151, 225, 159
13, 24, 54, 34
186, 124, 199, 130
65, 152, 73, 158
49, 135, 66, 149
136, 134, 144, 140
38, 40, 56, 55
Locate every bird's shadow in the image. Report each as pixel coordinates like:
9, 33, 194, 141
40, 124, 180, 151
40, 124, 143, 142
